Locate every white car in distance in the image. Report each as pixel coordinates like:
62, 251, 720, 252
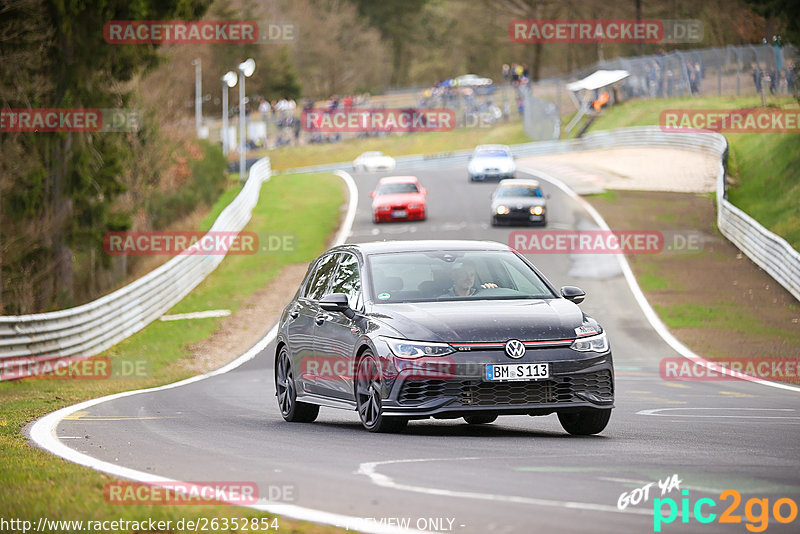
453, 74, 493, 87
353, 151, 396, 172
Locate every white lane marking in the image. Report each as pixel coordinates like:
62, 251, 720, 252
357, 457, 653, 516
518, 166, 800, 394
160, 310, 231, 321
29, 171, 420, 534
333, 170, 358, 247
636, 407, 800, 419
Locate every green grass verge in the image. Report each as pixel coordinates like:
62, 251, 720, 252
654, 302, 799, 340
0, 172, 346, 533
586, 95, 800, 250
261, 120, 529, 170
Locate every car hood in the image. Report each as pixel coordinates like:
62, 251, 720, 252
492, 195, 546, 207
372, 192, 425, 206
370, 299, 589, 342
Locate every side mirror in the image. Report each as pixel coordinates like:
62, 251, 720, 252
369, 191, 376, 198
320, 293, 355, 318
561, 286, 585, 304
421, 187, 428, 195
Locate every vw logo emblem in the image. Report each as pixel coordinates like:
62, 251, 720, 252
504, 339, 526, 359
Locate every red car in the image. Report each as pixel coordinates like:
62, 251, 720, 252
370, 176, 427, 223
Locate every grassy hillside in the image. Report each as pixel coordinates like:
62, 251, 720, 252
584, 95, 800, 250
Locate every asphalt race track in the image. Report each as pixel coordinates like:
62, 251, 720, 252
51, 165, 800, 533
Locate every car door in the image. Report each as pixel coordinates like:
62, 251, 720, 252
286, 253, 338, 396
313, 252, 363, 400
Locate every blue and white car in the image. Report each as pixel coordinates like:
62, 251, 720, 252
468, 144, 515, 181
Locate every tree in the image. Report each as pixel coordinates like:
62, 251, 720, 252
1, 0, 212, 312
348, 0, 430, 86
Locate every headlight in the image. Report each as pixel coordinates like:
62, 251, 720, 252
496, 205, 509, 215
381, 337, 455, 359
376, 205, 391, 211
530, 206, 544, 215
570, 332, 608, 353
408, 203, 421, 209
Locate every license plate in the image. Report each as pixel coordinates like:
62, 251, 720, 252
529, 215, 542, 221
391, 210, 408, 218
485, 363, 549, 381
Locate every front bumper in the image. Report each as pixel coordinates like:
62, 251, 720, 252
380, 349, 614, 418
374, 206, 425, 222
470, 171, 514, 181
493, 210, 545, 225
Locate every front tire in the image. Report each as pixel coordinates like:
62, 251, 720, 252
355, 353, 408, 433
275, 347, 319, 423
558, 409, 611, 435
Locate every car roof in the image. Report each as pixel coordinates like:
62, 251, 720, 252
496, 178, 541, 187
474, 144, 511, 152
332, 240, 510, 256
378, 175, 420, 184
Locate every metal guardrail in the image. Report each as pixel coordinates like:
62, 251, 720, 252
0, 158, 272, 378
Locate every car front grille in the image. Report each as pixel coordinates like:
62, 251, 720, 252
397, 380, 465, 403
397, 370, 613, 406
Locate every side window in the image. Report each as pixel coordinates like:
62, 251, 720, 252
303, 253, 339, 300
328, 253, 361, 309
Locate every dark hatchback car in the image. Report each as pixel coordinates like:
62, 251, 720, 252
491, 178, 548, 226
275, 241, 613, 434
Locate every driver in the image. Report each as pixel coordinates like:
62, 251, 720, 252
441, 261, 497, 297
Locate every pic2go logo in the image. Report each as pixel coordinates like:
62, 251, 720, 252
654, 490, 799, 532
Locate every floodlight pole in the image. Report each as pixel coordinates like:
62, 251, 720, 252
222, 81, 229, 154
193, 58, 202, 137
238, 71, 246, 182
222, 71, 237, 155
237, 59, 255, 184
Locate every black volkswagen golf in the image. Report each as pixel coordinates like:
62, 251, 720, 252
275, 240, 614, 434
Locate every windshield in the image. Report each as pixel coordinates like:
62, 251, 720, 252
367, 250, 554, 303
497, 186, 542, 198
377, 183, 419, 195
475, 149, 510, 158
